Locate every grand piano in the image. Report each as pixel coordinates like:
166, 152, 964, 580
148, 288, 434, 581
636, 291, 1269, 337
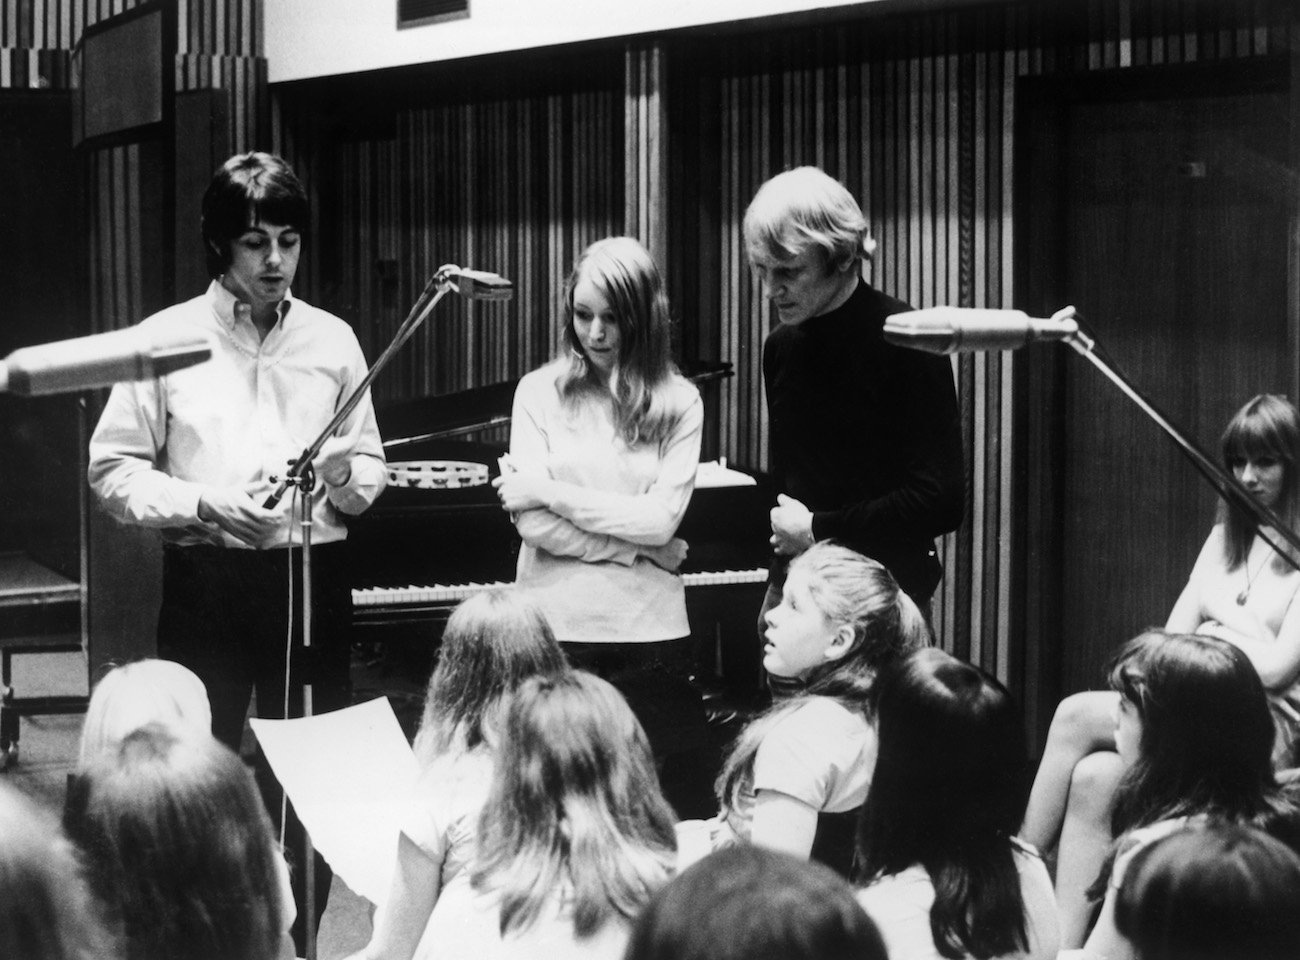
345, 364, 773, 695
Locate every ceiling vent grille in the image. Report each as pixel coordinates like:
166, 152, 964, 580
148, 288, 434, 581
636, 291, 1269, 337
398, 0, 469, 28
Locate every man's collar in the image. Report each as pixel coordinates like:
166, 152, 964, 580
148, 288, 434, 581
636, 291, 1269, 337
207, 280, 294, 331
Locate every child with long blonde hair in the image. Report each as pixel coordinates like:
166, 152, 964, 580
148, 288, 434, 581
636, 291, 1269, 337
712, 542, 930, 873
420, 671, 677, 959
348, 588, 569, 960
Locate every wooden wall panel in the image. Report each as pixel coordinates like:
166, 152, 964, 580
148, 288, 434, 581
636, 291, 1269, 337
275, 74, 624, 407
9, 0, 1293, 721
0, 0, 265, 329
661, 0, 1293, 696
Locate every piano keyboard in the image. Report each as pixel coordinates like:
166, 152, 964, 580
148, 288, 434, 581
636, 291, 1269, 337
352, 567, 769, 608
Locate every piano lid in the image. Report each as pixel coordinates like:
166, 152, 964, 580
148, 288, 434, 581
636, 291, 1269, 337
376, 360, 734, 450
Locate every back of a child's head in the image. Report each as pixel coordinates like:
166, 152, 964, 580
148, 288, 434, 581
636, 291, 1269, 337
1115, 822, 1300, 960
414, 587, 569, 763
859, 647, 1025, 869
856, 649, 1031, 959
63, 724, 283, 960
625, 845, 887, 960
784, 542, 930, 697
1108, 630, 1276, 831
475, 670, 676, 937
78, 658, 211, 769
0, 783, 111, 960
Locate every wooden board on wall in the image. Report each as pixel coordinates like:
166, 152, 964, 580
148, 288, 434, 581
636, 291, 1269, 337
1017, 60, 1292, 723
174, 88, 230, 300
0, 91, 83, 581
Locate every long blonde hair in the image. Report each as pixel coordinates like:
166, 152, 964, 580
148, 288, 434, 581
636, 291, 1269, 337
412, 588, 569, 766
471, 671, 677, 938
0, 783, 111, 960
557, 236, 687, 446
717, 543, 930, 817
78, 659, 212, 770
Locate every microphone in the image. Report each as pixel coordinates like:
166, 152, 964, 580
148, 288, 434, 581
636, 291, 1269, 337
882, 307, 1080, 354
0, 327, 214, 396
445, 267, 513, 301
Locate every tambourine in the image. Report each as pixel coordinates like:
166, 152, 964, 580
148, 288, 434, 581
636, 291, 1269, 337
387, 460, 490, 490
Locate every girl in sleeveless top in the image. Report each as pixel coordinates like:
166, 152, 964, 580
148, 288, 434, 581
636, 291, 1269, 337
1022, 394, 1300, 946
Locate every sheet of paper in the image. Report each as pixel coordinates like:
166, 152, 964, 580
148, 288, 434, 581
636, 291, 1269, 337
251, 697, 419, 907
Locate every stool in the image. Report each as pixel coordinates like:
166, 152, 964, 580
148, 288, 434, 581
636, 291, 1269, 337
0, 553, 88, 770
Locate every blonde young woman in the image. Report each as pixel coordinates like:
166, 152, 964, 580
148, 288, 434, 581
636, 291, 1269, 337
492, 236, 707, 811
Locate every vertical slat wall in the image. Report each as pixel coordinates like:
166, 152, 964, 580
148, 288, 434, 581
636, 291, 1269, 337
13, 0, 1286, 695
625, 45, 668, 272
670, 0, 1291, 690
175, 0, 265, 156
0, 0, 265, 334
274, 74, 625, 405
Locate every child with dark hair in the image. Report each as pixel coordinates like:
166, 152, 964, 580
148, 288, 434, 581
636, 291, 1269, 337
348, 588, 569, 960
1080, 631, 1300, 958
855, 648, 1058, 960
624, 845, 887, 960
421, 671, 677, 959
1113, 822, 1300, 960
0, 783, 113, 960
1022, 394, 1300, 946
710, 541, 930, 871
63, 724, 292, 960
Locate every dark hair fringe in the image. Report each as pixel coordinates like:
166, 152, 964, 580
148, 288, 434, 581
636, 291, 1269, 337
201, 151, 309, 280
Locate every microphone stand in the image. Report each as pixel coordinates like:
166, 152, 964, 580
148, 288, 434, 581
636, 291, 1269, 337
1060, 319, 1300, 571
263, 263, 475, 960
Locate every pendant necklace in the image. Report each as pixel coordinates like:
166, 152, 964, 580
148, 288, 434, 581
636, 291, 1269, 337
1237, 545, 1275, 605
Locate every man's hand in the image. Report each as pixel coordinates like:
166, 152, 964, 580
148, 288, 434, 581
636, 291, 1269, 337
197, 483, 281, 546
311, 436, 355, 488
770, 493, 815, 556
642, 537, 688, 573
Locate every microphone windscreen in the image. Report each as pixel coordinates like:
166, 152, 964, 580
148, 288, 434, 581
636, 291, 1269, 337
453, 269, 514, 301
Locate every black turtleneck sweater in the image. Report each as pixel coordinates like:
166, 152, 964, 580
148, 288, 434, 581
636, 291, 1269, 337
762, 279, 965, 603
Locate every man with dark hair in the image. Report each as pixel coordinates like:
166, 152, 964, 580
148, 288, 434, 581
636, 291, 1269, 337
88, 151, 386, 950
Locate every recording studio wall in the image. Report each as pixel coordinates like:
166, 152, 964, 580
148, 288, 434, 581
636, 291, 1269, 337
269, 0, 1296, 731
5, 0, 1294, 725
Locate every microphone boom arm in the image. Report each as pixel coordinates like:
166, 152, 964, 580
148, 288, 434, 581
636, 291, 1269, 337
1060, 317, 1300, 568
262, 263, 464, 508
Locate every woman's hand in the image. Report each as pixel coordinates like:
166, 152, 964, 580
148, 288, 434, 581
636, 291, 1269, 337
492, 472, 552, 513
642, 537, 688, 572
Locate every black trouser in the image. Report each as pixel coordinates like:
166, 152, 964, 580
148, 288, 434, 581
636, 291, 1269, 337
157, 541, 353, 955
562, 637, 716, 819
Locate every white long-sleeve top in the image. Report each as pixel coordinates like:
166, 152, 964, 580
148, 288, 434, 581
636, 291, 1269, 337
88, 281, 386, 549
509, 360, 702, 643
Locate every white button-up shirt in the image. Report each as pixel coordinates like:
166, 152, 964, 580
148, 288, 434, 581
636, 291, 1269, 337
88, 281, 386, 549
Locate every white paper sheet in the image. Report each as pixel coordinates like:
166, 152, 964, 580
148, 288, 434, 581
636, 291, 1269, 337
251, 697, 419, 907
